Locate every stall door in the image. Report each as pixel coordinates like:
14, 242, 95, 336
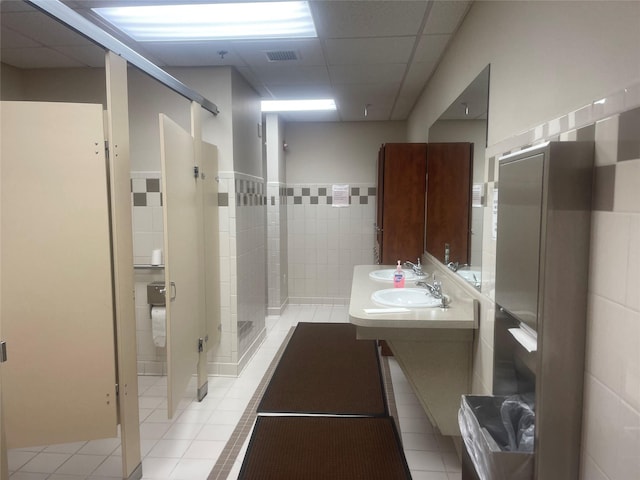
1, 101, 117, 448
159, 114, 201, 418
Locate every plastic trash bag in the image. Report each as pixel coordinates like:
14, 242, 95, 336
459, 395, 535, 480
500, 393, 535, 452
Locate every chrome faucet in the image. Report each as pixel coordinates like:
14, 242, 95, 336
416, 280, 442, 299
416, 277, 449, 308
404, 258, 424, 276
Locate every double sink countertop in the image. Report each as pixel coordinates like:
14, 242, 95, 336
348, 265, 478, 330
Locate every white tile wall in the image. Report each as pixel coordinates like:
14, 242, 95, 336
131, 172, 164, 266
477, 83, 640, 480
267, 182, 288, 314
131, 171, 167, 375
207, 171, 267, 377
286, 184, 376, 304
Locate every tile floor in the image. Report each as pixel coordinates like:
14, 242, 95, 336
8, 304, 462, 480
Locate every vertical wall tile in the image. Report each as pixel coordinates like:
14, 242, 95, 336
592, 165, 616, 212
617, 107, 640, 162
627, 216, 640, 312
589, 212, 630, 305
614, 159, 640, 213
620, 307, 640, 413
586, 295, 627, 396
577, 123, 596, 141
595, 115, 620, 166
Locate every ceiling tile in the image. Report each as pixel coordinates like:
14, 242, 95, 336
143, 42, 240, 68
402, 61, 438, 99
333, 83, 397, 120
0, 47, 85, 68
390, 95, 416, 121
424, 0, 472, 35
264, 83, 334, 100
413, 34, 451, 65
329, 63, 406, 85
324, 37, 416, 65
1, 25, 40, 48
2, 11, 90, 46
251, 64, 330, 85
0, 0, 477, 122
56, 45, 106, 68
311, 0, 427, 38
232, 38, 325, 67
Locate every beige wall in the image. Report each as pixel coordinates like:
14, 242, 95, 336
285, 120, 406, 184
408, 2, 640, 479
1, 66, 106, 105
0, 63, 25, 99
409, 0, 640, 146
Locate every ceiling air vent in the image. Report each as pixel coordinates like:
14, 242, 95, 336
265, 50, 300, 62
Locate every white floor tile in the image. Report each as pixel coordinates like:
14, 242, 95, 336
54, 454, 106, 476
77, 438, 121, 456
169, 459, 216, 480
410, 471, 449, 480
404, 450, 447, 472
43, 442, 87, 455
206, 409, 243, 426
442, 451, 462, 472
88, 455, 122, 478
402, 432, 441, 451
9, 473, 50, 480
146, 440, 192, 459
162, 423, 203, 441
182, 440, 226, 460
9, 304, 461, 480
48, 474, 89, 480
195, 424, 235, 442
139, 422, 172, 440
7, 450, 38, 472
140, 457, 179, 479
20, 453, 71, 474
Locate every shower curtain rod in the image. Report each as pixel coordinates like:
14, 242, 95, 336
26, 0, 220, 116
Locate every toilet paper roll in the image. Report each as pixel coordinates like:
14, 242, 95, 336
151, 248, 163, 266
151, 306, 166, 348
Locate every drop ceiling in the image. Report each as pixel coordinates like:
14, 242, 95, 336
0, 0, 473, 122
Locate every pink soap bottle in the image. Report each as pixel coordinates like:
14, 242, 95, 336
393, 260, 405, 288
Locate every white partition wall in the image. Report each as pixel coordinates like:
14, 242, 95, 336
1, 101, 118, 447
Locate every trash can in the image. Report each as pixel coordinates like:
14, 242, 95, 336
458, 395, 535, 480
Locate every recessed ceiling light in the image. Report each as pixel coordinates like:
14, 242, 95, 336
261, 99, 337, 112
92, 2, 317, 41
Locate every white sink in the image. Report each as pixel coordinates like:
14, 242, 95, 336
456, 269, 481, 286
369, 268, 425, 282
371, 288, 443, 308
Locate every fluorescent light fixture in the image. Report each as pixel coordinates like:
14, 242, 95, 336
92, 2, 316, 41
261, 99, 336, 112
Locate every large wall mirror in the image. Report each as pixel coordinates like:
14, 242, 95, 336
427, 65, 490, 289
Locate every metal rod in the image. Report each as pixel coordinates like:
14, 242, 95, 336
25, 0, 219, 116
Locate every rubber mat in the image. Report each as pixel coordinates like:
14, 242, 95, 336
238, 416, 411, 480
257, 322, 387, 417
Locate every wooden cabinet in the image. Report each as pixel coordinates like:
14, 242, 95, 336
375, 143, 472, 266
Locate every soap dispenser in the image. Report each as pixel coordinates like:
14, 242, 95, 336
393, 260, 405, 288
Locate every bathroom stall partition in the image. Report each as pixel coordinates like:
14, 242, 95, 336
1, 101, 119, 447
160, 109, 220, 418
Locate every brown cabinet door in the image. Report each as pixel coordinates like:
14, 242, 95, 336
425, 143, 473, 264
379, 143, 428, 265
